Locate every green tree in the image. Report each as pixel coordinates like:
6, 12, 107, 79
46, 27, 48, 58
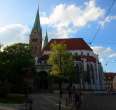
48, 43, 76, 82
0, 43, 35, 94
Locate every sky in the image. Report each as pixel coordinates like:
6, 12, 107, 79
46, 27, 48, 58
0, 0, 116, 72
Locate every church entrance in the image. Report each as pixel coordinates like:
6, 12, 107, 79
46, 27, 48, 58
34, 71, 48, 91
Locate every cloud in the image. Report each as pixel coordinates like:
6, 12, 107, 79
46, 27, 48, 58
92, 46, 116, 63
100, 16, 116, 27
40, 0, 105, 38
0, 24, 30, 46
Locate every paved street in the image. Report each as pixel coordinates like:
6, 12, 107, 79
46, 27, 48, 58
1, 93, 116, 110
80, 94, 116, 110
31, 93, 61, 110
30, 93, 116, 110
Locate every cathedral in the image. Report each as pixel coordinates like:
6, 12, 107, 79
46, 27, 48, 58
29, 6, 104, 90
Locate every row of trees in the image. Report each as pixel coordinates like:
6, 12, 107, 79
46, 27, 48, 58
0, 42, 76, 96
0, 42, 93, 96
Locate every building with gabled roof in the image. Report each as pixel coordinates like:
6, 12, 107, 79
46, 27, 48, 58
29, 5, 104, 90
42, 38, 104, 90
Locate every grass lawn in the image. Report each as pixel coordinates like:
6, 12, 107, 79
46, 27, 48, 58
0, 94, 25, 104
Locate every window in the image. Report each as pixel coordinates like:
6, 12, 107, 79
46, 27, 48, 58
87, 53, 89, 56
81, 52, 83, 56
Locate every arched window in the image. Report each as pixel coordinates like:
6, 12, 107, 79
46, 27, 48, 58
90, 64, 95, 84
75, 64, 80, 83
86, 64, 91, 84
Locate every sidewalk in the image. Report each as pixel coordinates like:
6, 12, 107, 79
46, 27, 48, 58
0, 104, 17, 110
0, 103, 25, 110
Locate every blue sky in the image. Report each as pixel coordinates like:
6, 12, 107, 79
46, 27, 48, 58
0, 0, 116, 72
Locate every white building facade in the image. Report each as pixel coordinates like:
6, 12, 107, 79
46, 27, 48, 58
43, 38, 104, 90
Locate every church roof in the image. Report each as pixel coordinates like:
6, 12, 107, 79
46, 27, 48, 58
44, 38, 93, 51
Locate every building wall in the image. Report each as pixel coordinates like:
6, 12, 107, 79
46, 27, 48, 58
104, 74, 116, 91
43, 49, 104, 90
43, 50, 98, 58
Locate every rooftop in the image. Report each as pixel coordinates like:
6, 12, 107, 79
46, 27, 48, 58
44, 38, 93, 51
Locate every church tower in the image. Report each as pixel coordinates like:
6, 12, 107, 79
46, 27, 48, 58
29, 6, 42, 58
43, 29, 48, 49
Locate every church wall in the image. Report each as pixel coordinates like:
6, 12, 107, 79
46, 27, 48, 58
43, 50, 98, 58
43, 48, 104, 90
74, 59, 103, 90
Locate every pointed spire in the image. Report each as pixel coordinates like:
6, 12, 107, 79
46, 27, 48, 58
43, 28, 48, 48
33, 4, 41, 32
30, 2, 42, 58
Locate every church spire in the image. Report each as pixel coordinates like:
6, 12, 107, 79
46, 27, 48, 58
43, 28, 48, 49
29, 3, 42, 58
33, 5, 41, 32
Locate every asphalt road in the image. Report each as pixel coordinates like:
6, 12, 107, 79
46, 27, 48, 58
30, 93, 116, 110
81, 94, 116, 110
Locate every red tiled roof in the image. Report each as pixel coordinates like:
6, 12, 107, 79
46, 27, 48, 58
44, 38, 92, 51
104, 73, 116, 77
104, 73, 116, 80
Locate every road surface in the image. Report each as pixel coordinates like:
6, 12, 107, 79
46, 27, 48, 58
30, 93, 116, 110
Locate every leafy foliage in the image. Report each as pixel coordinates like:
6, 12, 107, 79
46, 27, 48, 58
0, 43, 34, 94
48, 43, 76, 81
